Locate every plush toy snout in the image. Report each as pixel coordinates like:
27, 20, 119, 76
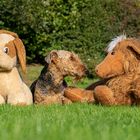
95, 51, 124, 78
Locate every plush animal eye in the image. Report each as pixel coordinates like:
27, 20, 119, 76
3, 47, 9, 54
70, 56, 75, 61
111, 51, 115, 55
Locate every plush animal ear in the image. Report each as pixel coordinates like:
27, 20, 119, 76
13, 38, 26, 73
127, 40, 140, 55
45, 50, 58, 64
0, 30, 18, 38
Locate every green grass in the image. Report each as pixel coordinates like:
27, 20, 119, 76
1, 104, 140, 140
2, 65, 140, 140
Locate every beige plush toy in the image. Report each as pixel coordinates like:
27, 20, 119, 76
0, 30, 33, 105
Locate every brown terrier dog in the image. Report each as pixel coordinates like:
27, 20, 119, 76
31, 50, 88, 105
87, 35, 140, 105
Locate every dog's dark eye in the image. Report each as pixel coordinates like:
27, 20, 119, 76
3, 47, 9, 54
111, 51, 115, 55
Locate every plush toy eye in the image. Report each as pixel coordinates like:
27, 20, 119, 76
111, 51, 115, 55
70, 56, 75, 61
3, 47, 9, 54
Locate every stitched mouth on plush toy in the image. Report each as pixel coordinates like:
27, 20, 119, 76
104, 71, 124, 79
105, 73, 116, 78
0, 66, 12, 71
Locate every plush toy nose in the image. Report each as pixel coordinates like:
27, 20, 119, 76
95, 68, 98, 73
95, 66, 103, 77
85, 69, 90, 75
95, 67, 99, 74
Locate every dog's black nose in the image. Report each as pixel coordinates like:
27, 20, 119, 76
85, 69, 90, 75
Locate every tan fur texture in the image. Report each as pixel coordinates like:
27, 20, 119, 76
89, 38, 140, 105
0, 29, 33, 105
31, 50, 87, 105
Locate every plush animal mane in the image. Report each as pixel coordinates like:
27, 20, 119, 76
106, 35, 127, 53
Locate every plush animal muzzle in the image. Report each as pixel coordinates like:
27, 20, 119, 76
95, 50, 124, 78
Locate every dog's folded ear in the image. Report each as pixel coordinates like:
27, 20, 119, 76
13, 38, 26, 73
45, 50, 58, 64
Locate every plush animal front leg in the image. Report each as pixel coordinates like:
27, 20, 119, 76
22, 83, 33, 104
7, 84, 33, 106
64, 87, 95, 103
94, 85, 116, 105
7, 91, 28, 105
0, 95, 5, 104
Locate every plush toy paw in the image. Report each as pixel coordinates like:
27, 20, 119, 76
0, 95, 5, 104
94, 85, 116, 105
64, 87, 95, 103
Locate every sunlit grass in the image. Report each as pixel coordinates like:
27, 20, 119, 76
0, 104, 140, 140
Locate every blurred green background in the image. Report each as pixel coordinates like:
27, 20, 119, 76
1, 0, 140, 74
1, 2, 140, 140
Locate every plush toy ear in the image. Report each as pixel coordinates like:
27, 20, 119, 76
127, 40, 140, 55
13, 38, 26, 73
0, 30, 18, 38
45, 50, 58, 64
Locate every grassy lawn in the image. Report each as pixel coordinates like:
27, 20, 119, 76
1, 104, 140, 140
1, 65, 140, 140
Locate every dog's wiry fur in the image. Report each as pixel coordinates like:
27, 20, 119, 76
87, 36, 140, 105
0, 29, 32, 105
31, 50, 87, 105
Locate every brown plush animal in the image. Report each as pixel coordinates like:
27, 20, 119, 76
87, 35, 140, 105
0, 29, 33, 105
31, 50, 88, 105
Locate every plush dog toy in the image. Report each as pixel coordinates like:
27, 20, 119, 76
0, 29, 32, 105
67, 35, 140, 105
87, 35, 140, 105
31, 50, 91, 105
